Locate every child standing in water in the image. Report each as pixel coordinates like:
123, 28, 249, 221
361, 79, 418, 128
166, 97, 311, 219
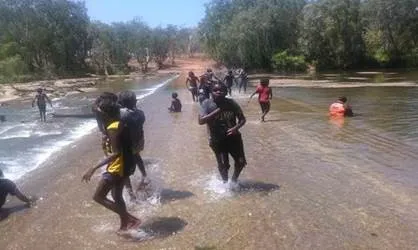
249, 78, 273, 122
168, 92, 182, 112
199, 83, 247, 184
186, 71, 199, 102
118, 91, 148, 199
32, 88, 53, 122
82, 98, 140, 233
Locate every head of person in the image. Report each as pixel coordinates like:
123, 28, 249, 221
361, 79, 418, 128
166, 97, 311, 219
260, 78, 270, 86
188, 71, 195, 77
99, 98, 120, 126
228, 70, 233, 75
94, 92, 118, 106
338, 96, 347, 103
212, 83, 227, 102
172, 92, 178, 99
118, 90, 137, 109
37, 88, 42, 94
207, 68, 212, 73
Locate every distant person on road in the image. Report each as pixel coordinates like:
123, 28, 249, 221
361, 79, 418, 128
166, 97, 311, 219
168, 92, 182, 112
249, 78, 273, 122
199, 83, 247, 184
329, 96, 353, 117
186, 71, 199, 102
32, 88, 52, 122
0, 169, 36, 211
223, 70, 237, 96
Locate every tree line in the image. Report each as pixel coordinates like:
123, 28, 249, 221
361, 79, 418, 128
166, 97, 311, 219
198, 0, 418, 71
0, 0, 199, 83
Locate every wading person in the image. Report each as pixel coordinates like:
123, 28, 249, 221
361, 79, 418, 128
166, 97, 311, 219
329, 96, 353, 117
249, 78, 273, 122
32, 88, 53, 122
199, 83, 247, 184
238, 68, 248, 93
118, 91, 148, 199
186, 71, 199, 102
168, 92, 182, 112
223, 70, 237, 96
82, 99, 140, 234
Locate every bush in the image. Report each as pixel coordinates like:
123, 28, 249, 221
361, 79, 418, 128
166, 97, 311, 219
271, 51, 307, 72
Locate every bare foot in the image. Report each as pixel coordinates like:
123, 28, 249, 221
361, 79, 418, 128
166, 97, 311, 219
128, 217, 142, 229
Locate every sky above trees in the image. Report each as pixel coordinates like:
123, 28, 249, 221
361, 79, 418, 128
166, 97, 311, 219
84, 0, 208, 27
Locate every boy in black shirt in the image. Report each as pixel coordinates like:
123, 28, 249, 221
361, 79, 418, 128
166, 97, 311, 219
199, 83, 247, 183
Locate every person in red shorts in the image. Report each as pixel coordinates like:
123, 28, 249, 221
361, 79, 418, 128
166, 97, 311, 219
249, 78, 273, 122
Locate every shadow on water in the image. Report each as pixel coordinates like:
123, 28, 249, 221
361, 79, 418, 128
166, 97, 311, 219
0, 204, 29, 222
140, 217, 187, 238
159, 189, 194, 204
237, 180, 280, 194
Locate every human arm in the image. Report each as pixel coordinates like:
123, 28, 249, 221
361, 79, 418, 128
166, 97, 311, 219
31, 95, 37, 107
227, 103, 246, 136
14, 188, 36, 207
185, 77, 190, 89
198, 108, 221, 125
269, 87, 273, 99
82, 127, 120, 182
248, 89, 258, 102
45, 94, 53, 107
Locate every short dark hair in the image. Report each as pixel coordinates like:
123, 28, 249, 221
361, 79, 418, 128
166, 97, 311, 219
338, 96, 347, 103
172, 92, 178, 98
118, 90, 137, 109
260, 78, 270, 85
99, 98, 120, 120
95, 92, 118, 106
212, 83, 227, 93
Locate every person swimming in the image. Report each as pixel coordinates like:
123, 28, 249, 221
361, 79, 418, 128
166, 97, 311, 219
329, 96, 353, 117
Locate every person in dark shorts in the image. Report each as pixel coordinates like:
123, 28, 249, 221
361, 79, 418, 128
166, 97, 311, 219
0, 169, 35, 210
118, 90, 148, 199
223, 70, 237, 96
82, 99, 140, 233
199, 83, 247, 183
238, 68, 248, 93
32, 88, 53, 122
186, 71, 200, 102
249, 78, 273, 122
168, 92, 182, 112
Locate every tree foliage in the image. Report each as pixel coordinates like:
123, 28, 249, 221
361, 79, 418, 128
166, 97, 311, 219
0, 0, 198, 81
199, 0, 418, 70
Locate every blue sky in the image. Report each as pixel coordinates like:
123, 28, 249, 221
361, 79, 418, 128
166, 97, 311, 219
84, 0, 208, 27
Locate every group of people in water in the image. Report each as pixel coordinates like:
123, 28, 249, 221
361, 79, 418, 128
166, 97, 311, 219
0, 67, 354, 235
